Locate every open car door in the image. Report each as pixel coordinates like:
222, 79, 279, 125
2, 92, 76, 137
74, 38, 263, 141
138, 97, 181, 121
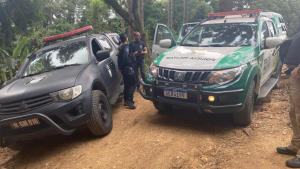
152, 24, 176, 61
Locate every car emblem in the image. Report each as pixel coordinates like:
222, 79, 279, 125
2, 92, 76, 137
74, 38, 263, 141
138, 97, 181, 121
174, 71, 186, 82
18, 101, 29, 111
106, 64, 112, 77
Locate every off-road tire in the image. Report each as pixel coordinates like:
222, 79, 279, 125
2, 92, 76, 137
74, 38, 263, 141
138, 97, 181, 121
7, 140, 35, 151
87, 90, 112, 136
233, 80, 255, 126
154, 102, 173, 114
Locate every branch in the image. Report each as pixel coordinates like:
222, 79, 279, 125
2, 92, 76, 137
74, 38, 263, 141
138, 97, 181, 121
103, 0, 136, 30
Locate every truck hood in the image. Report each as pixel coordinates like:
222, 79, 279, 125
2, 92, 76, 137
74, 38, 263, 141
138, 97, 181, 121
0, 64, 89, 104
153, 46, 255, 70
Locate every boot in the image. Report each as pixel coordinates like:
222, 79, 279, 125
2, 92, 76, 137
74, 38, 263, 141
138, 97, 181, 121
126, 101, 136, 109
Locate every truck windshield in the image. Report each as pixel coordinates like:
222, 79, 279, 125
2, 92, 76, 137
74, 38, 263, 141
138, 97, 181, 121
23, 41, 88, 77
181, 23, 257, 47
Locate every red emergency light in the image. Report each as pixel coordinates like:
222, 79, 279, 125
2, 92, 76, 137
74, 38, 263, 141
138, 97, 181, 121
43, 26, 93, 42
208, 9, 263, 17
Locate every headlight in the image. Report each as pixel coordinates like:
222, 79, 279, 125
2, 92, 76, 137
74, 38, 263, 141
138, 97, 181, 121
205, 65, 247, 85
147, 63, 158, 78
50, 85, 82, 102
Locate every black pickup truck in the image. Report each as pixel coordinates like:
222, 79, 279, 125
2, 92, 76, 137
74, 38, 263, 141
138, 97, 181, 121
0, 26, 123, 150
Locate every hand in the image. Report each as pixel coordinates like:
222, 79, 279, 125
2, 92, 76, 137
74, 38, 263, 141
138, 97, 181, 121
134, 51, 138, 55
118, 69, 122, 72
291, 68, 300, 80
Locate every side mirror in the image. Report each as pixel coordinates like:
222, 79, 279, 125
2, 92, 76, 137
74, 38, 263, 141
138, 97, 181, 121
266, 37, 282, 49
96, 50, 110, 62
159, 39, 172, 48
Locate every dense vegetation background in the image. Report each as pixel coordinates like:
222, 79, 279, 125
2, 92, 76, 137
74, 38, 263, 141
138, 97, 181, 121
0, 0, 300, 87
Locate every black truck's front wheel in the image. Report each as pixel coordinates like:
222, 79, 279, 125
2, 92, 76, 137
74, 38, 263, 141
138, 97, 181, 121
233, 80, 255, 126
7, 140, 36, 151
87, 90, 112, 136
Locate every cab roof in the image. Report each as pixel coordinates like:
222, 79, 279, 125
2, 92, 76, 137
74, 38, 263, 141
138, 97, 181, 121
202, 17, 256, 24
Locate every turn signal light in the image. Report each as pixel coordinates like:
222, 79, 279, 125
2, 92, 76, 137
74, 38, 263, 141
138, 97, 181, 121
208, 96, 215, 102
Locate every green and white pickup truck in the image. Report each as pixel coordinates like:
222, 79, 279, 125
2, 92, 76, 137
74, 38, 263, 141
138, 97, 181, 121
140, 10, 287, 125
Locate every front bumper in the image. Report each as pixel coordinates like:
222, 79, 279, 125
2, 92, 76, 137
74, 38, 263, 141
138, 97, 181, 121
140, 79, 244, 114
0, 89, 93, 145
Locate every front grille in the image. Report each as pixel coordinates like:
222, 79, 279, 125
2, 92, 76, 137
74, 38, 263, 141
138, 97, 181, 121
157, 67, 210, 83
0, 94, 53, 114
1, 119, 51, 137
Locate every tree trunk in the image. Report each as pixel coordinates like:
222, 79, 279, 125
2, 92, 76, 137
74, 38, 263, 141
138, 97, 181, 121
168, 0, 173, 30
103, 0, 151, 59
183, 0, 188, 24
121, 18, 125, 33
219, 0, 234, 12
128, 0, 134, 41
139, 0, 144, 30
1, 70, 6, 83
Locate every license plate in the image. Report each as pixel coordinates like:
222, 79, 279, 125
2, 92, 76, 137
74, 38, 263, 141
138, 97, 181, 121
164, 88, 187, 99
10, 118, 40, 129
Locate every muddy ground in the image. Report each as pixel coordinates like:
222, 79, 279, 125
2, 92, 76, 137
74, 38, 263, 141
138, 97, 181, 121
0, 72, 296, 169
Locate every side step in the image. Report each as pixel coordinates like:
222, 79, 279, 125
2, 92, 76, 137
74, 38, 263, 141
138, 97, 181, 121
258, 78, 278, 99
109, 85, 124, 105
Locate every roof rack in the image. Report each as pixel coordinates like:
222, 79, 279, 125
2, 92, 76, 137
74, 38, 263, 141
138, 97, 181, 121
43, 26, 93, 46
207, 9, 263, 18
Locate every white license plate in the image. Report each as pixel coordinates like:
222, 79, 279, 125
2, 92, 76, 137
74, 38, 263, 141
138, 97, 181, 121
164, 88, 187, 99
10, 118, 40, 129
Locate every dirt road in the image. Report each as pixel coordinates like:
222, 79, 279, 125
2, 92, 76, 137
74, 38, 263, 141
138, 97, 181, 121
0, 75, 296, 169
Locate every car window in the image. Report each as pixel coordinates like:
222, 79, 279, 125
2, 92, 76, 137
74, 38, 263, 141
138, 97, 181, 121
23, 41, 88, 76
261, 21, 270, 48
110, 35, 120, 46
155, 25, 174, 45
98, 37, 113, 54
180, 23, 257, 47
267, 21, 276, 37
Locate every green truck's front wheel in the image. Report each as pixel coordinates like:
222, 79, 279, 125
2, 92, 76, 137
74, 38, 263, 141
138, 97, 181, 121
153, 102, 173, 114
233, 80, 255, 126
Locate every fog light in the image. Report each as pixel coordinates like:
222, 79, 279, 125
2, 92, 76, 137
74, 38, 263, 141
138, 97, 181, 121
208, 96, 215, 102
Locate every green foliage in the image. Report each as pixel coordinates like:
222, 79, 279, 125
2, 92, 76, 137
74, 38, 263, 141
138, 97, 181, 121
12, 37, 29, 58
21, 47, 30, 63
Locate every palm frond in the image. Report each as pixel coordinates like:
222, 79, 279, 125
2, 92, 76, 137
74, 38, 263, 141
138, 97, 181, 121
12, 37, 29, 58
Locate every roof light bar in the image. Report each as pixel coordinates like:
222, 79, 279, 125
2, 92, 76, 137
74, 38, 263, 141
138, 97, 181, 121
43, 26, 93, 42
208, 9, 263, 17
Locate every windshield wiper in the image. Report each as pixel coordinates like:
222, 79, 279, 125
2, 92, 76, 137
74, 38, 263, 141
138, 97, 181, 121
44, 63, 81, 71
22, 63, 81, 78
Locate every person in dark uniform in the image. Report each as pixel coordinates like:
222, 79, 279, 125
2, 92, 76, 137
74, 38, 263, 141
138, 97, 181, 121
129, 32, 147, 91
277, 6, 300, 168
118, 33, 136, 109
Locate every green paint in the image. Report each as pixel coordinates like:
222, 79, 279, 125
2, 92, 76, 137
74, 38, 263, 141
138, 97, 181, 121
177, 25, 184, 44
153, 46, 177, 66
214, 47, 256, 70
272, 13, 280, 37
